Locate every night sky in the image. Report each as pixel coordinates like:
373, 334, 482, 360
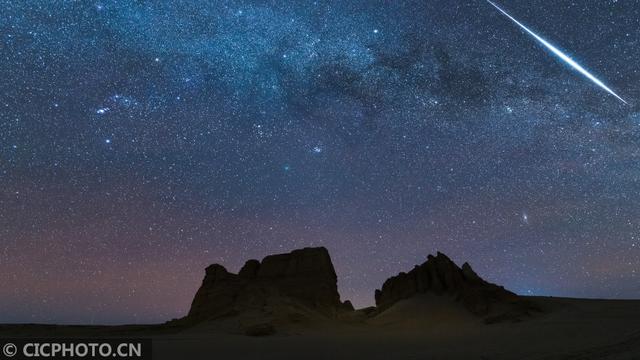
1, 0, 639, 325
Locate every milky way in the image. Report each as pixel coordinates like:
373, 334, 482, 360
1, 0, 639, 324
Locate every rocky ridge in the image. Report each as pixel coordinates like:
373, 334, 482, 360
374, 252, 537, 322
179, 247, 538, 334
185, 247, 352, 326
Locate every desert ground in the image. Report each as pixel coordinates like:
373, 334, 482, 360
2, 296, 640, 360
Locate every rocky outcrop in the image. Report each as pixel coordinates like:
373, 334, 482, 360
180, 247, 538, 331
374, 252, 536, 321
186, 247, 349, 324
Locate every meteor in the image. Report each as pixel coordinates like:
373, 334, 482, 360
486, 0, 628, 105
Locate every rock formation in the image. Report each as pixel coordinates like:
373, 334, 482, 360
179, 247, 539, 333
186, 247, 351, 325
374, 252, 537, 322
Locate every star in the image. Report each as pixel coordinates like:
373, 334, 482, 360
2, 0, 638, 324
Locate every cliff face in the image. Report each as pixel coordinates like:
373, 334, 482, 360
187, 247, 351, 323
374, 252, 535, 321
183, 247, 537, 331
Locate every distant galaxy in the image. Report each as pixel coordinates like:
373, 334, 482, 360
0, 0, 639, 325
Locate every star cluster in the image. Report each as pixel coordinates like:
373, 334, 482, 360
1, 0, 639, 324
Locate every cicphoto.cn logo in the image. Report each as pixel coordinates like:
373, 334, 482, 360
0, 339, 152, 359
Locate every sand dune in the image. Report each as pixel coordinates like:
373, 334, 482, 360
149, 296, 640, 360
3, 296, 640, 359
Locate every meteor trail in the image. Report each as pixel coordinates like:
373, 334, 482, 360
486, 0, 628, 105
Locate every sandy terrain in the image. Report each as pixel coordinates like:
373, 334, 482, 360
2, 296, 640, 359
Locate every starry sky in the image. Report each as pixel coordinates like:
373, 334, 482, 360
1, 0, 639, 325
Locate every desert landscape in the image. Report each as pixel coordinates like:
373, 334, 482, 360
2, 247, 639, 359
3, 1, 639, 359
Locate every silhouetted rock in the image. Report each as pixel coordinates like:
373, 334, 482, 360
187, 264, 243, 321
374, 252, 537, 322
341, 300, 355, 311
238, 259, 260, 279
186, 247, 350, 327
243, 322, 276, 337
